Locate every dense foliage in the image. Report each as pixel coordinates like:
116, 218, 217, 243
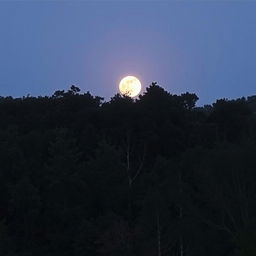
0, 83, 256, 256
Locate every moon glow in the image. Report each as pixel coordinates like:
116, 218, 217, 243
119, 76, 142, 97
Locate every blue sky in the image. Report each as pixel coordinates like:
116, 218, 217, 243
0, 1, 256, 105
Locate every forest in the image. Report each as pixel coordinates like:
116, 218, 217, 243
0, 83, 256, 256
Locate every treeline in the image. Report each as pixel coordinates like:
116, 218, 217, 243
0, 83, 256, 256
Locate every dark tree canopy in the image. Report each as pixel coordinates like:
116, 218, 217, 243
0, 84, 256, 256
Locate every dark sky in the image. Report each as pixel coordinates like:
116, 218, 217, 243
1, 1, 256, 105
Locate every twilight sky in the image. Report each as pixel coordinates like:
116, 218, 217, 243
0, 1, 256, 105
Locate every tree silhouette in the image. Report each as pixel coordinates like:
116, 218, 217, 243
0, 84, 255, 255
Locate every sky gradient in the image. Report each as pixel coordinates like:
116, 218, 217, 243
1, 1, 256, 105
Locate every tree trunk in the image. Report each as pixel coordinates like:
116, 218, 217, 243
156, 209, 161, 256
179, 170, 184, 256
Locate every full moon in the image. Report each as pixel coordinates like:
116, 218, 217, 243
119, 76, 142, 97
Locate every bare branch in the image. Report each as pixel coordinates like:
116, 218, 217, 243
131, 144, 146, 185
